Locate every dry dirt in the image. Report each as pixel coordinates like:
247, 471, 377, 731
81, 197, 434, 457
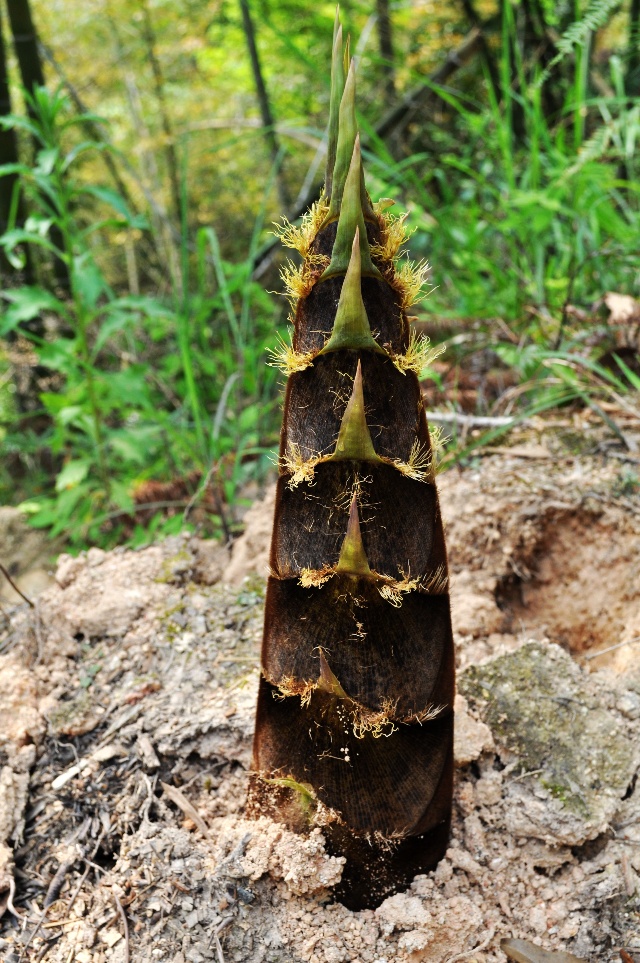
1, 445, 639, 963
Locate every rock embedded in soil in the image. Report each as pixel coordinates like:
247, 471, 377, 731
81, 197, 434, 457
460, 641, 640, 845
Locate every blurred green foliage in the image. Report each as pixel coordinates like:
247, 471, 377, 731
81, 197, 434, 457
0, 0, 639, 549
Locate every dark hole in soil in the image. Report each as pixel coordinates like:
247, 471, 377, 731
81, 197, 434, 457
91, 844, 118, 872
571, 831, 613, 862
622, 770, 637, 801
492, 510, 640, 661
494, 572, 525, 616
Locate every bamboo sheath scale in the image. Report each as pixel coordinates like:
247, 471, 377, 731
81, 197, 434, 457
248, 14, 455, 910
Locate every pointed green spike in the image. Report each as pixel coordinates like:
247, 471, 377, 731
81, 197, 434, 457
359, 155, 376, 222
336, 492, 372, 576
322, 135, 381, 279
317, 650, 348, 698
324, 19, 344, 198
330, 360, 381, 463
332, 4, 340, 45
343, 33, 351, 77
319, 228, 384, 355
325, 59, 356, 220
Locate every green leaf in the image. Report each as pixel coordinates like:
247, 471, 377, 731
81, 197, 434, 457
37, 340, 78, 375
72, 253, 107, 309
35, 148, 59, 176
93, 309, 133, 353
613, 354, 640, 392
105, 295, 173, 318
0, 162, 30, 177
0, 287, 68, 336
62, 140, 105, 170
48, 485, 93, 537
0, 115, 41, 138
109, 480, 135, 513
58, 405, 87, 427
21, 499, 59, 529
17, 500, 45, 516
55, 460, 90, 492
79, 185, 134, 221
24, 215, 54, 236
0, 228, 62, 258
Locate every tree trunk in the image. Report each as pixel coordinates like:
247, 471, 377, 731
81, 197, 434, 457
5, 0, 69, 291
457, 0, 501, 99
139, 0, 181, 225
376, 0, 395, 103
4, 0, 44, 90
626, 0, 640, 96
238, 0, 290, 212
0, 4, 32, 284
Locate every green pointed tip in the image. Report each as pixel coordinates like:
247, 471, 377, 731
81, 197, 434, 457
320, 228, 382, 355
332, 5, 340, 45
317, 650, 348, 698
343, 35, 351, 77
324, 59, 356, 219
336, 492, 372, 577
330, 360, 380, 464
324, 22, 345, 197
321, 135, 381, 280
359, 150, 376, 223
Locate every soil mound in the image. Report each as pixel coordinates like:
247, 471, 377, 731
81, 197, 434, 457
1, 452, 639, 962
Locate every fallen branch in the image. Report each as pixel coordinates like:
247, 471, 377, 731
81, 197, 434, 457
425, 411, 517, 428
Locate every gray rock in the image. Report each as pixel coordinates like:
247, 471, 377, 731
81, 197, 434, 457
460, 641, 639, 845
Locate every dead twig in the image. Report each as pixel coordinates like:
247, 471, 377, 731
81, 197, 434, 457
18, 906, 49, 961
3, 875, 25, 919
0, 562, 34, 607
34, 935, 61, 963
44, 860, 76, 909
445, 927, 495, 962
607, 450, 640, 465
95, 704, 144, 749
209, 916, 234, 960
160, 781, 211, 841
213, 931, 226, 963
113, 891, 130, 963
20, 826, 103, 961
34, 600, 45, 664
584, 635, 640, 661
18, 857, 77, 962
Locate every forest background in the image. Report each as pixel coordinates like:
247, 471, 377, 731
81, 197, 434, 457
0, 0, 639, 552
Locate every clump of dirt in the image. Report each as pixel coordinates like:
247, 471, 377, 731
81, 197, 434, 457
438, 454, 640, 677
0, 451, 639, 963
225, 451, 640, 674
499, 511, 640, 656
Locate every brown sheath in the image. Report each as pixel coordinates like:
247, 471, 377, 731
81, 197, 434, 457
248, 16, 454, 911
